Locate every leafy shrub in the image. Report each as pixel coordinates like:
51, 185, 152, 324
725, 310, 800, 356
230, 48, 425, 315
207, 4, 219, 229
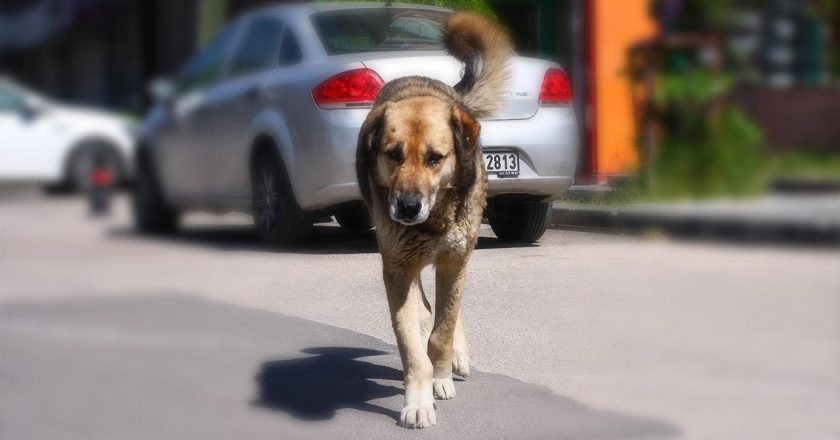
648, 71, 765, 198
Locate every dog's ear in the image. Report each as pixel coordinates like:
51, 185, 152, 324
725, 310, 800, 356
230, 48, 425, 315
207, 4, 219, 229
356, 104, 388, 205
450, 105, 480, 157
450, 105, 481, 195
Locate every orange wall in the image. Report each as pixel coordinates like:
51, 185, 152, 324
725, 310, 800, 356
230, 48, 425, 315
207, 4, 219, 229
591, 0, 656, 175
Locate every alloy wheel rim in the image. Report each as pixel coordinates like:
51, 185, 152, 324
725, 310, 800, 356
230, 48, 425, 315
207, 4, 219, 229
255, 165, 280, 234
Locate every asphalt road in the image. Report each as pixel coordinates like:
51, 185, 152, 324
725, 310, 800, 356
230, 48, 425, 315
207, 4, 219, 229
1, 190, 838, 440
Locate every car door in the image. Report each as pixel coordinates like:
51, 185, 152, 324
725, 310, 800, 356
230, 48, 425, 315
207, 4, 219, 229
156, 22, 241, 201
0, 85, 54, 181
205, 16, 285, 200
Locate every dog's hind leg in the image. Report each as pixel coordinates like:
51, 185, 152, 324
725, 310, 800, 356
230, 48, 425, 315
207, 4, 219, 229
428, 258, 468, 400
384, 265, 437, 429
452, 310, 470, 377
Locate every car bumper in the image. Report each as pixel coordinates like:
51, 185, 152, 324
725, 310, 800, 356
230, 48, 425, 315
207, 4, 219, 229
293, 106, 579, 210
481, 106, 578, 200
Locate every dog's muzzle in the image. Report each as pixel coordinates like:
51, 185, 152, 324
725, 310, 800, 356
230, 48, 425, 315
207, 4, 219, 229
389, 194, 430, 225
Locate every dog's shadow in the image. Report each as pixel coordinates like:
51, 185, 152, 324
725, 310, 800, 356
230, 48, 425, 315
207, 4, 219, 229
254, 347, 403, 421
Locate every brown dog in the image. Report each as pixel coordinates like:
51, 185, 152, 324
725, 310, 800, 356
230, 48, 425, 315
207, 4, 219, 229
355, 12, 512, 428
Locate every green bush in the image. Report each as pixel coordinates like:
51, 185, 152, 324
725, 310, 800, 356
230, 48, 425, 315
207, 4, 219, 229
648, 71, 765, 198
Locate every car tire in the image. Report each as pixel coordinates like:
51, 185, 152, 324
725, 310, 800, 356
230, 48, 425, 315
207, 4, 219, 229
489, 200, 550, 243
132, 152, 179, 234
334, 204, 372, 231
68, 141, 123, 192
251, 152, 313, 245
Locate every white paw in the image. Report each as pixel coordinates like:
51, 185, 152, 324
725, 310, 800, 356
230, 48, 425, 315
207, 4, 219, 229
433, 377, 457, 400
452, 349, 470, 377
399, 386, 436, 429
399, 404, 437, 428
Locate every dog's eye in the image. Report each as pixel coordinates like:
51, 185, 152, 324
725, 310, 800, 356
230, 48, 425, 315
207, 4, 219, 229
385, 148, 402, 162
426, 153, 445, 166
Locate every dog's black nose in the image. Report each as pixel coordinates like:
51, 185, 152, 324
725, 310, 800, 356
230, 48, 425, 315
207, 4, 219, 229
396, 197, 422, 219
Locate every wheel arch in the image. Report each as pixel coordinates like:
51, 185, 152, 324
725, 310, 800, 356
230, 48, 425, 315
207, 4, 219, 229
133, 138, 181, 208
247, 122, 304, 206
249, 133, 283, 176
134, 139, 156, 173
248, 110, 296, 177
61, 135, 128, 187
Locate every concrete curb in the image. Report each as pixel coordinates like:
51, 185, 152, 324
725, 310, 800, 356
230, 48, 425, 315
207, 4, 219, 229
770, 177, 840, 194
549, 197, 840, 245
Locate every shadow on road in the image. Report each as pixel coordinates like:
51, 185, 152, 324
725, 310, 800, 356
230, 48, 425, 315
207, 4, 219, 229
110, 223, 537, 255
255, 347, 402, 421
0, 294, 679, 439
109, 224, 378, 254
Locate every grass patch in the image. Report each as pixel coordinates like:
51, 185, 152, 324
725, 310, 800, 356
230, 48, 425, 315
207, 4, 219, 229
763, 151, 840, 179
561, 151, 840, 206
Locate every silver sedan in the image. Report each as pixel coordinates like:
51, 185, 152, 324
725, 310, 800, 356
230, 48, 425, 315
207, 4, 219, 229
135, 3, 579, 244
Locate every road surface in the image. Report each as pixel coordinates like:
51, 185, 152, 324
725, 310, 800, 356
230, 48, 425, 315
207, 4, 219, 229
1, 190, 838, 439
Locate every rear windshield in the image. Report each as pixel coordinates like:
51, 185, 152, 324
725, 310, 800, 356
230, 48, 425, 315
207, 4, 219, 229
312, 8, 450, 55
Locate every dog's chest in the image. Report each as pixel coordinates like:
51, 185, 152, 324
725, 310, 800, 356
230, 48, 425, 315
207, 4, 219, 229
383, 222, 475, 265
438, 226, 471, 255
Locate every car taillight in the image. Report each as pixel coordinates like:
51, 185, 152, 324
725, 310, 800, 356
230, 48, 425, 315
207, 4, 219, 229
539, 68, 572, 106
312, 69, 384, 109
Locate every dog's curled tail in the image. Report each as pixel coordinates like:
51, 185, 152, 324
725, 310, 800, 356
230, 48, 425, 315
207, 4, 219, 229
443, 12, 512, 118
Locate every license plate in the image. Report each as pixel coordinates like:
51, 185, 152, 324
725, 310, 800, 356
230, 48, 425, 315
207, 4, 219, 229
483, 151, 519, 178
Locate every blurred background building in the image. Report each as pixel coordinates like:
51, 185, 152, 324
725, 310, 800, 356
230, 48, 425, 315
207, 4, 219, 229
1, 0, 837, 184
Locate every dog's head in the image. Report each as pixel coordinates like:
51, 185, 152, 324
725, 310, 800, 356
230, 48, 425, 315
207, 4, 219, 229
357, 96, 480, 226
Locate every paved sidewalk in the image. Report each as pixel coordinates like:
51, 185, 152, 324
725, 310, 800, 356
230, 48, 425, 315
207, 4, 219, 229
551, 194, 840, 244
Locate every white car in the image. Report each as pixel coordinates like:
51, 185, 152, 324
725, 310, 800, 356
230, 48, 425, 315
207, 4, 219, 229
0, 77, 134, 190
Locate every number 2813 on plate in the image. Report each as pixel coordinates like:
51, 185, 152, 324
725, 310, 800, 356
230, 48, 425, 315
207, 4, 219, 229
483, 151, 519, 178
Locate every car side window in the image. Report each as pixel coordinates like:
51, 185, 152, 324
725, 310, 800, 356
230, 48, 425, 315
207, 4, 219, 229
178, 24, 239, 93
0, 86, 24, 112
278, 27, 303, 67
229, 17, 283, 76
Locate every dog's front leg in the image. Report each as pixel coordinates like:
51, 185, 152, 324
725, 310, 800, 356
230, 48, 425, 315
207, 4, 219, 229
383, 265, 436, 429
451, 309, 470, 377
428, 258, 469, 400
418, 279, 434, 346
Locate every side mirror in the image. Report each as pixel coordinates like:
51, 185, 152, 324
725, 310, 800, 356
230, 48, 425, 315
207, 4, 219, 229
148, 78, 176, 104
20, 100, 45, 122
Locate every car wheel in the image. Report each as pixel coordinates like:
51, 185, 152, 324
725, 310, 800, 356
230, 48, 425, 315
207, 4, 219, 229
489, 200, 550, 243
68, 142, 123, 192
334, 204, 372, 231
132, 153, 179, 234
251, 153, 312, 245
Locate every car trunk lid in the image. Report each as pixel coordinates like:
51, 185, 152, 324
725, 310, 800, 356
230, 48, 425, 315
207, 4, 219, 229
353, 52, 549, 120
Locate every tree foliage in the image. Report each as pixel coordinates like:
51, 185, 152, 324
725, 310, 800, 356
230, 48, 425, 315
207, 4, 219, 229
317, 0, 495, 17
